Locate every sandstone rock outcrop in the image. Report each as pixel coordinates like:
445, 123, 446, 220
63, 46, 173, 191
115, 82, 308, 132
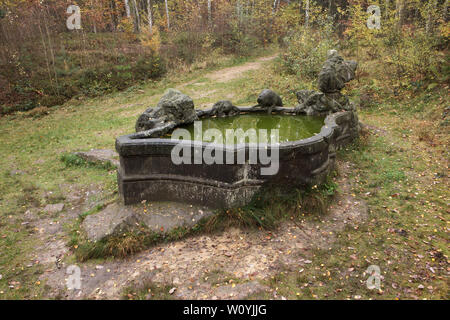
295, 50, 357, 116
136, 89, 198, 133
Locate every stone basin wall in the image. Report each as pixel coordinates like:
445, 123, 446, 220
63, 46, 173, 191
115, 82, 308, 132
115, 107, 359, 209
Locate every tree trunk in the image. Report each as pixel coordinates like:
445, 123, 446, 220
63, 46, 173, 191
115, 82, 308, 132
328, 0, 335, 19
272, 0, 279, 13
165, 0, 170, 30
147, 0, 153, 34
445, 0, 449, 22
124, 0, 131, 18
237, 0, 243, 24
37, 15, 53, 88
426, 0, 438, 35
43, 8, 59, 93
110, 0, 118, 31
91, 1, 97, 33
395, 0, 404, 30
208, 0, 212, 26
305, 0, 310, 28
385, 0, 390, 18
132, 0, 140, 33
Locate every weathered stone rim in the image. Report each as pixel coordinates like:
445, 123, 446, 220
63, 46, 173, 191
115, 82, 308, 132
116, 106, 347, 157
115, 107, 359, 208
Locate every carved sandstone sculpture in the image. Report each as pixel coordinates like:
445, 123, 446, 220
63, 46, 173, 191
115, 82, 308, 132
136, 88, 198, 133
252, 89, 283, 114
295, 50, 357, 116
210, 100, 240, 117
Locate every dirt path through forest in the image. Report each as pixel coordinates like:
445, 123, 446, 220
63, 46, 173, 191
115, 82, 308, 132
116, 54, 278, 118
204, 55, 277, 83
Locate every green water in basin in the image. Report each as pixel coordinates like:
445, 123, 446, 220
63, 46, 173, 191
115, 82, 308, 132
175, 114, 325, 144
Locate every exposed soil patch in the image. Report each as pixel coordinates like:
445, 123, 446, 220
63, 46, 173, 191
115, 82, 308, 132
38, 161, 367, 300
29, 183, 108, 267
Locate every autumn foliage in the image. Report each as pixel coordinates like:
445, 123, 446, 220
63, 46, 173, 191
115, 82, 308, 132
0, 1, 448, 113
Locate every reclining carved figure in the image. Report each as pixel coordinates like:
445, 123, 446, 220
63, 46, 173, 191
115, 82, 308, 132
252, 89, 283, 114
210, 100, 240, 117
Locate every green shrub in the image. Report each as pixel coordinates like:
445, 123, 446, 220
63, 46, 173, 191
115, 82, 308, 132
172, 31, 208, 64
213, 26, 259, 56
281, 30, 337, 81
0, 51, 166, 114
133, 55, 166, 81
204, 180, 337, 232
60, 153, 116, 171
381, 30, 446, 86
74, 53, 165, 97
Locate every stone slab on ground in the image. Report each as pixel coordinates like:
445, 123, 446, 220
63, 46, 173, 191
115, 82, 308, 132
74, 149, 119, 168
81, 201, 215, 242
139, 202, 214, 232
212, 281, 268, 300
82, 203, 141, 242
42, 203, 64, 214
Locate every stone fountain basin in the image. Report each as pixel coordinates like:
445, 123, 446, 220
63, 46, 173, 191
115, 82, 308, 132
115, 107, 359, 209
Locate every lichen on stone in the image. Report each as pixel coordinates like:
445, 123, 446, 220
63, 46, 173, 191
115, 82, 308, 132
135, 88, 198, 133
295, 50, 357, 116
